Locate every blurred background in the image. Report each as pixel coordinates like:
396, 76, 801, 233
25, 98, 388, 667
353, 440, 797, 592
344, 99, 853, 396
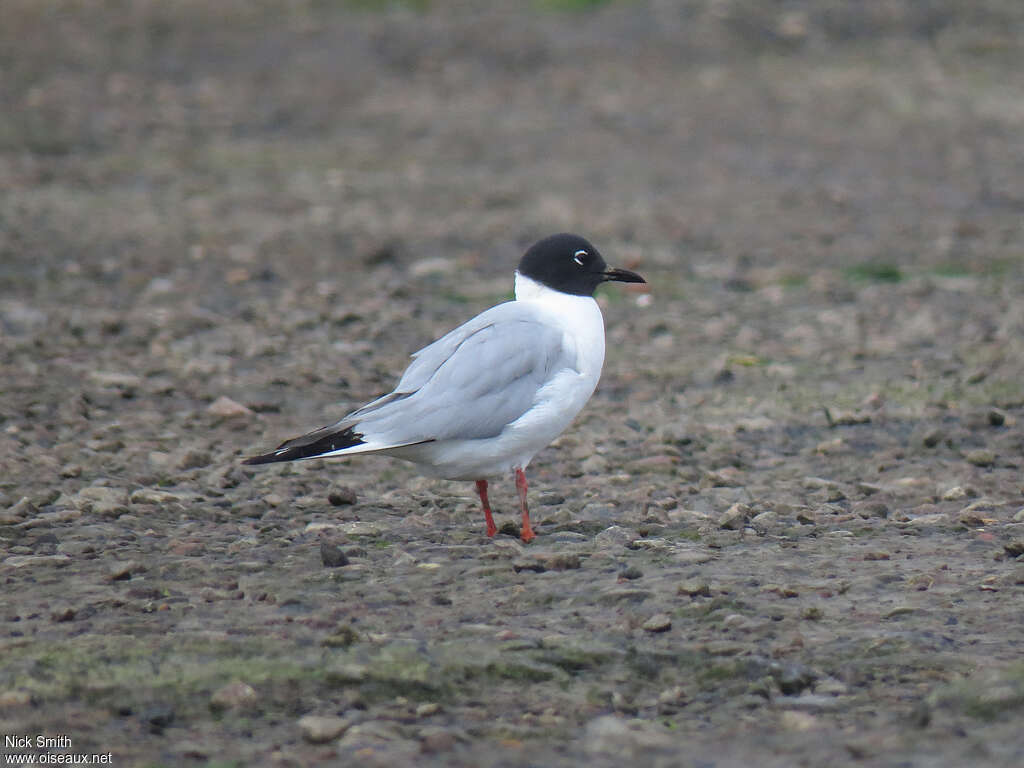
4, 0, 1022, 302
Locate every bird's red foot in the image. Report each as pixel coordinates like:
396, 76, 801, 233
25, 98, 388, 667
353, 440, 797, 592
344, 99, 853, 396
514, 468, 535, 543
476, 479, 497, 537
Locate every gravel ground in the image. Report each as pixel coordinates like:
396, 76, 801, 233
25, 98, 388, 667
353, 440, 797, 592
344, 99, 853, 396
2, 2, 1024, 766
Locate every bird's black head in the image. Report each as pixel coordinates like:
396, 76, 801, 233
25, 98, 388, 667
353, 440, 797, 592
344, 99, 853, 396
517, 233, 646, 297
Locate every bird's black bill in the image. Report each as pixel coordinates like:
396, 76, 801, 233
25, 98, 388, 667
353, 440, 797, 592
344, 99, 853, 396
601, 267, 646, 284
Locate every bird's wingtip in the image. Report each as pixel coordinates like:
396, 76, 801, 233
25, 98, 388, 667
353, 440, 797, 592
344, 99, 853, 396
241, 452, 279, 465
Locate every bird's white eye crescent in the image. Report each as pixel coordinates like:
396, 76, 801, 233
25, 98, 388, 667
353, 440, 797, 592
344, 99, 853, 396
573, 250, 587, 266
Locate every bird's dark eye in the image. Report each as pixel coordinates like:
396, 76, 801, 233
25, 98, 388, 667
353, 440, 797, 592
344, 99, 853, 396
573, 250, 587, 266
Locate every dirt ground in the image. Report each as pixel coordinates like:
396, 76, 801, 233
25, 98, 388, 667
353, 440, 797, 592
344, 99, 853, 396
2, 1, 1024, 766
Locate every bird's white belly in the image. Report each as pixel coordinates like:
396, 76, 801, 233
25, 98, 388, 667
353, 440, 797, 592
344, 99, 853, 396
386, 367, 598, 480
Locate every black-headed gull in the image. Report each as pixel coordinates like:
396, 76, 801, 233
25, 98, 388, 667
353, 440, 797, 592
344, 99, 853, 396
244, 233, 645, 542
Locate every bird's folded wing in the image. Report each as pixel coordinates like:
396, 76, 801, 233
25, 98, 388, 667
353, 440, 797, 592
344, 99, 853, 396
348, 303, 574, 446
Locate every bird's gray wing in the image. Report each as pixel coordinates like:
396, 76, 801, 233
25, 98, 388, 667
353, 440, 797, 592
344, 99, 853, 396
349, 302, 574, 446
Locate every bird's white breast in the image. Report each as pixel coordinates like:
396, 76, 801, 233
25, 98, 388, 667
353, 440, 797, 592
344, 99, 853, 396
513, 272, 606, 382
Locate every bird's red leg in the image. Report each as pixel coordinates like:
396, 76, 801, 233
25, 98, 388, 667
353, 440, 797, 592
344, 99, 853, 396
476, 479, 497, 538
514, 468, 535, 543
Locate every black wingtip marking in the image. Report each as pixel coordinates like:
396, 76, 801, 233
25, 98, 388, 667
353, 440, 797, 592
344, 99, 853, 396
243, 426, 365, 465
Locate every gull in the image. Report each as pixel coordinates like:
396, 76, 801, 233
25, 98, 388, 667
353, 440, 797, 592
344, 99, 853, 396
244, 233, 645, 542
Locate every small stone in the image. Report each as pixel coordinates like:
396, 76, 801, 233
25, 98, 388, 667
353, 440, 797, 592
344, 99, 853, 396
656, 685, 689, 713
750, 510, 778, 532
1013, 509, 1024, 523
780, 710, 818, 731
320, 541, 349, 568
108, 560, 138, 581
60, 464, 83, 479
594, 525, 638, 549
909, 513, 949, 527
1004, 540, 1024, 558
338, 521, 384, 536
965, 449, 995, 467
921, 428, 945, 448
88, 371, 142, 390
3, 497, 37, 522
678, 579, 711, 597
415, 702, 441, 717
987, 408, 1006, 427
129, 489, 182, 505
852, 501, 889, 519
328, 487, 357, 506
148, 451, 173, 469
642, 613, 672, 633
855, 482, 882, 496
959, 501, 996, 527
322, 626, 359, 648
178, 448, 212, 470
0, 690, 32, 708
210, 682, 258, 713
51, 605, 76, 622
419, 729, 457, 754
583, 715, 675, 755
206, 396, 253, 418
815, 437, 844, 454
824, 487, 846, 502
719, 503, 751, 530
581, 455, 609, 475
299, 714, 352, 744
942, 486, 973, 501
75, 487, 130, 518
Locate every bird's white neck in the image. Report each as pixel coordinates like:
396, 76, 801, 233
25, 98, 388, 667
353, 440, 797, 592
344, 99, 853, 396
513, 271, 606, 381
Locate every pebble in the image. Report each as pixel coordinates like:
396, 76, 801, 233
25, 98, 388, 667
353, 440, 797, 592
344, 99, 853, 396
594, 525, 638, 549
88, 371, 142, 390
0, 497, 36, 524
718, 503, 751, 530
909, 513, 949, 527
210, 682, 258, 712
0, 690, 32, 708
964, 449, 996, 467
74, 487, 130, 518
779, 710, 818, 731
419, 728, 458, 753
641, 613, 672, 633
108, 560, 138, 581
852, 501, 889, 519
298, 714, 352, 743
415, 702, 441, 717
129, 489, 182, 505
321, 541, 349, 568
583, 715, 675, 756
942, 485, 975, 501
206, 395, 253, 418
328, 487, 358, 506
959, 501, 995, 526
178, 448, 212, 470
678, 579, 711, 597
338, 521, 385, 536
51, 605, 76, 622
